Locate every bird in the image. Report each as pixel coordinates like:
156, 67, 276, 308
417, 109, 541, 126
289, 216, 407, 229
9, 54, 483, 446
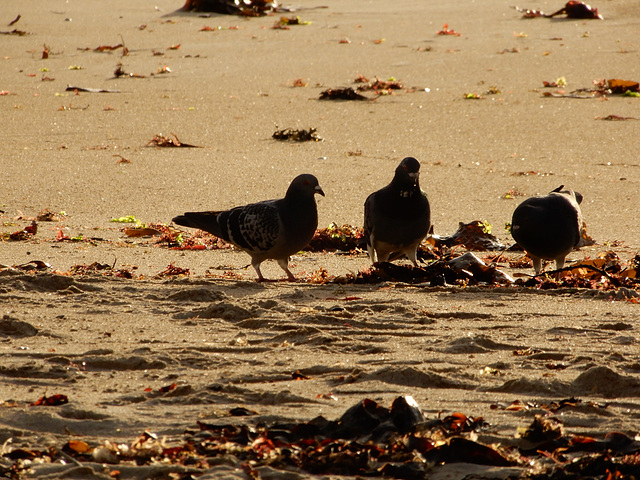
363, 157, 431, 266
172, 174, 324, 282
511, 185, 583, 275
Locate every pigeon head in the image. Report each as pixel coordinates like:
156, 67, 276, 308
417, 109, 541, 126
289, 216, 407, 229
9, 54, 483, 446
287, 174, 325, 199
394, 157, 421, 189
552, 185, 583, 205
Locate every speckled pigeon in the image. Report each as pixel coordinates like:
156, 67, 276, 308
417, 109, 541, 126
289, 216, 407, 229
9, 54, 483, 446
364, 157, 431, 266
172, 174, 324, 281
511, 185, 583, 274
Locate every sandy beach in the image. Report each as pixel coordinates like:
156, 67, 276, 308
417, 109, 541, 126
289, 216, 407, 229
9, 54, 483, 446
2, 0, 640, 478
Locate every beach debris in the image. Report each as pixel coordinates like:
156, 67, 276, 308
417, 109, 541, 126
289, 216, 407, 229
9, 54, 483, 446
56, 229, 83, 242
156, 263, 190, 277
36, 209, 65, 221
93, 43, 125, 52
123, 226, 162, 237
144, 383, 178, 393
9, 260, 51, 271
356, 254, 513, 286
69, 262, 114, 275
430, 221, 505, 251
514, 1, 603, 19
229, 407, 257, 416
114, 63, 146, 78
110, 215, 139, 223
606, 78, 639, 94
542, 78, 639, 98
356, 76, 404, 95
65, 85, 120, 93
437, 23, 461, 36
292, 370, 311, 380
463, 92, 483, 99
273, 16, 310, 29
22, 396, 517, 476
595, 114, 639, 121
8, 14, 21, 26
0, 28, 27, 36
319, 87, 369, 101
447, 252, 514, 284
5, 220, 37, 241
306, 223, 364, 252
498, 47, 520, 54
501, 188, 526, 200
30, 394, 69, 407
515, 251, 640, 292
146, 132, 201, 148
272, 126, 322, 142
542, 77, 567, 88
1, 16, 26, 35
180, 0, 278, 16
65, 440, 92, 455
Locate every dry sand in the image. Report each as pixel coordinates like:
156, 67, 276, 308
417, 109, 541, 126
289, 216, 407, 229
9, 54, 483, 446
1, 0, 640, 478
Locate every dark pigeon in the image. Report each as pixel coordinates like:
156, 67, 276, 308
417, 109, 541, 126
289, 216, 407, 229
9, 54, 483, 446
511, 185, 583, 274
172, 174, 324, 281
364, 157, 431, 266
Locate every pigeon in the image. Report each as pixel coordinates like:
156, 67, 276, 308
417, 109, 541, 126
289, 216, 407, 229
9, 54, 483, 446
364, 157, 431, 266
172, 174, 324, 281
511, 185, 583, 274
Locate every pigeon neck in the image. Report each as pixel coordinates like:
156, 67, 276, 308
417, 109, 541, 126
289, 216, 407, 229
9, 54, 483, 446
398, 189, 418, 198
391, 177, 420, 197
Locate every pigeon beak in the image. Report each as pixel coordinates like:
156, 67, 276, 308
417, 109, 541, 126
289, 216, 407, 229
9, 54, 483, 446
315, 185, 325, 197
408, 172, 419, 185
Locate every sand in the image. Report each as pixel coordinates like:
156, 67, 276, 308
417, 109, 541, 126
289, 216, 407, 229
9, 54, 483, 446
1, 0, 640, 478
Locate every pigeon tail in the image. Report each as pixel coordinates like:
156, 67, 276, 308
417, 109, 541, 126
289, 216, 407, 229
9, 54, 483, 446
172, 211, 226, 239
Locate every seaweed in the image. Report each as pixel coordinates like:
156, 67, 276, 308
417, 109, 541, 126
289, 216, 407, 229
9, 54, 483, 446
319, 87, 370, 101
272, 127, 322, 142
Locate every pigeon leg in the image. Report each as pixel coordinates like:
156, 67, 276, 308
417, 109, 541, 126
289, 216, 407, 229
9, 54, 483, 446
554, 257, 566, 270
366, 244, 377, 263
406, 248, 419, 267
532, 256, 543, 275
277, 257, 297, 282
252, 262, 266, 282
374, 247, 392, 264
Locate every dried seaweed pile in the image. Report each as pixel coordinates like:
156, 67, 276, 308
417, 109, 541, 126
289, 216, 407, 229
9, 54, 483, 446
5, 396, 640, 479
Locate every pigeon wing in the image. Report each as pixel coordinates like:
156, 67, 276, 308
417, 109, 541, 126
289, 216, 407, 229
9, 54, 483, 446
218, 201, 281, 253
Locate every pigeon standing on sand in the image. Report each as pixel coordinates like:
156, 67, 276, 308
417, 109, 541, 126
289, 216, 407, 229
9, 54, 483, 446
511, 185, 583, 274
364, 157, 431, 266
172, 174, 324, 282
